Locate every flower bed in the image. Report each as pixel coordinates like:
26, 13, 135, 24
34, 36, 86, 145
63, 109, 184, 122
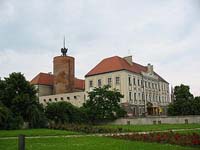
111, 131, 200, 147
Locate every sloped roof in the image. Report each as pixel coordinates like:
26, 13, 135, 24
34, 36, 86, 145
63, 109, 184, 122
85, 56, 147, 76
30, 72, 54, 86
74, 78, 85, 90
85, 56, 167, 83
30, 73, 85, 90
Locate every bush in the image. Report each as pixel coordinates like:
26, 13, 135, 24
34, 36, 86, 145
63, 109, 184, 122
45, 101, 87, 124
49, 123, 126, 134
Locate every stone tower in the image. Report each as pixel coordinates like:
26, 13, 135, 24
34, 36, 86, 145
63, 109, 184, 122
53, 39, 75, 94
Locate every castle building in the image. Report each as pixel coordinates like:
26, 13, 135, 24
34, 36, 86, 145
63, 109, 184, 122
31, 45, 170, 116
31, 45, 85, 107
85, 56, 170, 116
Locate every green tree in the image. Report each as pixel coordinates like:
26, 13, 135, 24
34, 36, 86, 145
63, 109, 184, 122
168, 84, 199, 116
192, 97, 200, 115
0, 72, 46, 129
174, 84, 193, 101
0, 103, 9, 127
83, 85, 125, 124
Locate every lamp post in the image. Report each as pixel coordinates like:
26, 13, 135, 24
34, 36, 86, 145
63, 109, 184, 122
18, 135, 25, 150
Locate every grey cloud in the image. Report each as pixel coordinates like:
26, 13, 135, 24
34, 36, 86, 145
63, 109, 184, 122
0, 0, 199, 95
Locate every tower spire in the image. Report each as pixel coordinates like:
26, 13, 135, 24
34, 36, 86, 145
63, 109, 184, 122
64, 36, 65, 48
61, 36, 68, 56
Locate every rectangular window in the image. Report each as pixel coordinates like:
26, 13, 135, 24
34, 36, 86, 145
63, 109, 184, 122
128, 76, 132, 86
89, 80, 93, 87
142, 93, 144, 100
148, 82, 150, 88
145, 81, 147, 88
133, 78, 136, 85
108, 78, 112, 86
129, 92, 132, 101
98, 79, 101, 87
134, 93, 136, 100
138, 93, 140, 100
116, 77, 120, 85
138, 79, 140, 86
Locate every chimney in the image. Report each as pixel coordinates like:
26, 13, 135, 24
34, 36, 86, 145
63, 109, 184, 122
147, 63, 153, 74
124, 55, 133, 65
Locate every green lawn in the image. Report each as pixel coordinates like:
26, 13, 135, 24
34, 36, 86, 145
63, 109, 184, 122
0, 129, 80, 137
0, 136, 198, 150
98, 123, 200, 132
175, 129, 200, 134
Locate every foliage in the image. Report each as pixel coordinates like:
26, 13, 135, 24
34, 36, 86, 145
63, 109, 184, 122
49, 123, 125, 134
168, 84, 200, 116
83, 85, 125, 123
45, 101, 86, 124
0, 103, 9, 127
0, 72, 46, 129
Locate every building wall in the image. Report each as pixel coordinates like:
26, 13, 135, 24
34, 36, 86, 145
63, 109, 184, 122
39, 91, 85, 107
35, 85, 53, 97
85, 70, 127, 103
53, 56, 75, 94
85, 70, 170, 116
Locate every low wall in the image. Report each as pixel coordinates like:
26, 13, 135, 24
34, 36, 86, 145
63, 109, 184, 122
39, 91, 85, 107
110, 116, 200, 125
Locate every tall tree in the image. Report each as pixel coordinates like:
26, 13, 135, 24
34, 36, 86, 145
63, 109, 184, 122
83, 85, 125, 123
0, 72, 45, 129
168, 84, 199, 116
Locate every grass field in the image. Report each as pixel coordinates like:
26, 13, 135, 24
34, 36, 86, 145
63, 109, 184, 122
0, 129, 80, 137
0, 136, 198, 150
175, 129, 200, 134
98, 123, 200, 132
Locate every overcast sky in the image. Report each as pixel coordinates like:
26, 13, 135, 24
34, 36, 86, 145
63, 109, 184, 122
0, 0, 199, 96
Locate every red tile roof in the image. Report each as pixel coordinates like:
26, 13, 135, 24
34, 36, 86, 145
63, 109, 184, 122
30, 72, 54, 86
85, 56, 167, 83
74, 78, 85, 90
30, 73, 85, 90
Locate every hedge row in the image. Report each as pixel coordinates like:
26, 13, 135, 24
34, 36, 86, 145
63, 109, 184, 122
49, 123, 126, 133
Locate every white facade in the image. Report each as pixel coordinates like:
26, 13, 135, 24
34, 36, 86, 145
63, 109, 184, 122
39, 91, 85, 107
85, 69, 170, 116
